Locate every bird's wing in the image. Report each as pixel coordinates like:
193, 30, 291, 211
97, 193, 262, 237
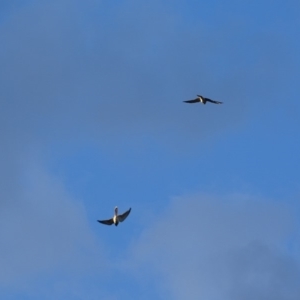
205, 98, 223, 104
97, 218, 114, 225
118, 208, 131, 222
183, 99, 200, 103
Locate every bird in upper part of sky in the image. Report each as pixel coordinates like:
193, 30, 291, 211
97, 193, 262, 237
97, 207, 131, 226
183, 95, 223, 105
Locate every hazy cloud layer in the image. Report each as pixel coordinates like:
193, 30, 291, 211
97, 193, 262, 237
128, 194, 300, 300
1, 0, 297, 150
0, 160, 106, 288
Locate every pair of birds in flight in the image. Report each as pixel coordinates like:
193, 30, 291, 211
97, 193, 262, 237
98, 94, 223, 227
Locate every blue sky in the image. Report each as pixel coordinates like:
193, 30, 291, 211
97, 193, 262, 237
0, 0, 300, 299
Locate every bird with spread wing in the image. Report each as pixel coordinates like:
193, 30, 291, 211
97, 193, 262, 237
97, 207, 131, 226
184, 95, 223, 105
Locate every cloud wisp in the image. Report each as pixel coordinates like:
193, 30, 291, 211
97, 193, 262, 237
127, 194, 300, 300
0, 159, 108, 294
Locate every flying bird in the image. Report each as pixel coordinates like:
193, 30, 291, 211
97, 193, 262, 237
184, 95, 223, 105
97, 207, 131, 226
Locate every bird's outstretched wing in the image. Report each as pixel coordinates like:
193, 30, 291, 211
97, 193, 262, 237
118, 208, 131, 222
98, 218, 114, 225
183, 99, 199, 103
205, 98, 223, 104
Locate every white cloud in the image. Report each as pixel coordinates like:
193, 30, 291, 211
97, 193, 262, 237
127, 194, 300, 300
0, 159, 107, 289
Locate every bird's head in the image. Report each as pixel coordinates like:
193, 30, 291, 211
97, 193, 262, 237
114, 206, 118, 215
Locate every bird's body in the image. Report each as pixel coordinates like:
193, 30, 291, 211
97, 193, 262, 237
98, 206, 131, 226
184, 95, 223, 105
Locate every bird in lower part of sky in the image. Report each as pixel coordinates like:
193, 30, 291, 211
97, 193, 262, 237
97, 207, 131, 226
183, 95, 223, 105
